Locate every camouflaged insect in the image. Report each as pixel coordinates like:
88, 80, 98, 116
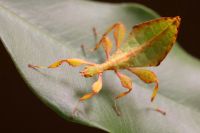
29, 16, 181, 115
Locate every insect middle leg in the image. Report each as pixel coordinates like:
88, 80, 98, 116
115, 70, 133, 98
114, 70, 133, 115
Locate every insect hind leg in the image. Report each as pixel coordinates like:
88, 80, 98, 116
127, 68, 159, 102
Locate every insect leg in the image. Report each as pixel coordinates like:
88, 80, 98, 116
79, 27, 98, 58
127, 68, 158, 102
94, 36, 113, 60
113, 23, 126, 49
113, 70, 133, 116
28, 58, 95, 69
81, 44, 87, 57
92, 27, 98, 45
127, 68, 166, 115
73, 73, 103, 114
93, 22, 125, 51
114, 70, 133, 99
80, 73, 103, 100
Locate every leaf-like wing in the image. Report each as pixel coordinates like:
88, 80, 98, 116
121, 17, 181, 67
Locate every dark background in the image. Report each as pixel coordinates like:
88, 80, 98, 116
1, 0, 200, 133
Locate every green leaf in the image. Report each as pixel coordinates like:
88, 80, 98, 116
1, 0, 200, 132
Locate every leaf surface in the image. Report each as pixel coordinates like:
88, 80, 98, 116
1, 0, 200, 132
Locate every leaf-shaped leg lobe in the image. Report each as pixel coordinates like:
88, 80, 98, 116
115, 70, 132, 99
127, 68, 166, 115
73, 73, 103, 114
114, 70, 133, 116
127, 68, 159, 102
80, 73, 103, 101
113, 23, 126, 49
28, 58, 95, 69
115, 70, 133, 99
93, 36, 113, 60
93, 22, 126, 52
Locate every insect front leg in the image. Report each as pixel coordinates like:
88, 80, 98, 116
93, 22, 126, 51
93, 36, 113, 60
113, 23, 126, 49
28, 58, 95, 69
73, 73, 103, 114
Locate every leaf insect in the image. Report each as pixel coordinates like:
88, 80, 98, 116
29, 16, 181, 116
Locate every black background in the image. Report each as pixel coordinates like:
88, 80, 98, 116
1, 0, 200, 133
